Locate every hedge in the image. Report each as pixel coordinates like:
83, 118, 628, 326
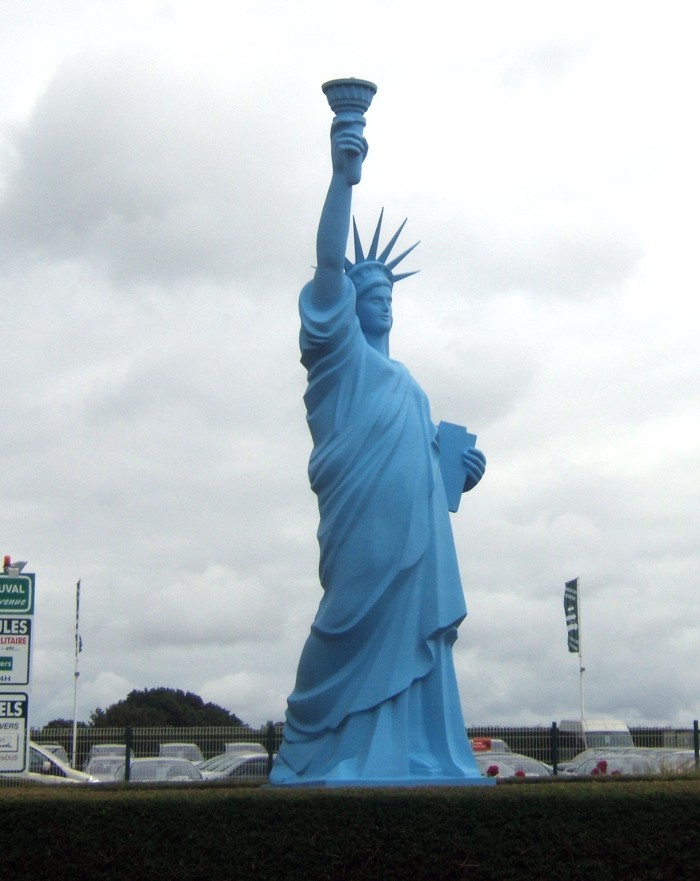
2, 777, 700, 880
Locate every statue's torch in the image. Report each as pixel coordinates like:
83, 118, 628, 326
322, 78, 377, 184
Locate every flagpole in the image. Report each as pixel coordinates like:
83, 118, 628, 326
71, 579, 81, 768
578, 579, 585, 724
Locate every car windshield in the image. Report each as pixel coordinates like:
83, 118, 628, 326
88, 758, 123, 775
229, 757, 269, 778
43, 744, 70, 763
225, 743, 266, 755
198, 754, 239, 773
199, 754, 261, 774
29, 747, 65, 776
125, 760, 202, 782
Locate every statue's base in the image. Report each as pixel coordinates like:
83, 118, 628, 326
269, 775, 496, 788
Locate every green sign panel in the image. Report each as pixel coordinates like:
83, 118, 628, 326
0, 575, 34, 615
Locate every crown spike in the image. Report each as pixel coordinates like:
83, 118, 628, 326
352, 217, 365, 263
377, 217, 408, 264
367, 208, 384, 260
386, 239, 420, 271
392, 270, 420, 283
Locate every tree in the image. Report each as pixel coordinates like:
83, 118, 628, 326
89, 687, 247, 727
43, 718, 88, 729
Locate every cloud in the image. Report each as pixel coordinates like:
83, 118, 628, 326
0, 49, 321, 289
501, 39, 592, 89
199, 671, 291, 727
126, 565, 303, 648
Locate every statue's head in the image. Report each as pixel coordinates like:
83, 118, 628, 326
345, 210, 419, 326
354, 273, 394, 338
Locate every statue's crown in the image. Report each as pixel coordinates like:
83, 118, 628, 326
344, 210, 419, 295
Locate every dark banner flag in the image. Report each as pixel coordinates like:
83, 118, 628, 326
564, 578, 580, 653
75, 579, 83, 654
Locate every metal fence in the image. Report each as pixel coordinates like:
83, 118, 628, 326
36, 724, 279, 770
0, 722, 697, 787
466, 723, 700, 768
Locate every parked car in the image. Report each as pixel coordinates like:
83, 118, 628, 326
114, 757, 204, 783
29, 742, 98, 782
159, 742, 204, 763
640, 749, 698, 774
563, 751, 660, 777
474, 754, 520, 778
223, 755, 270, 782
198, 752, 271, 782
470, 735, 551, 777
488, 752, 552, 777
557, 748, 630, 773
82, 744, 132, 771
83, 756, 127, 782
1, 742, 98, 785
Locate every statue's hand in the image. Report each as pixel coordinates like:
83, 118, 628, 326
331, 121, 368, 186
462, 447, 486, 492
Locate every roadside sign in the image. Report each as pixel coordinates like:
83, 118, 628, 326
0, 574, 35, 615
0, 692, 28, 772
0, 568, 35, 776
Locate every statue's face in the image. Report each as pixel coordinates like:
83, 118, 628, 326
356, 277, 393, 337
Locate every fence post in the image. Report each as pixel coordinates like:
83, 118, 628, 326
125, 726, 133, 782
694, 720, 699, 769
265, 722, 276, 775
550, 722, 559, 776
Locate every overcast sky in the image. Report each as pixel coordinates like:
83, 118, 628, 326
1, 0, 698, 730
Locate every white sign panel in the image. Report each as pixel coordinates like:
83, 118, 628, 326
0, 692, 28, 772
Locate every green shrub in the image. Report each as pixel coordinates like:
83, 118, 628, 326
2, 778, 699, 880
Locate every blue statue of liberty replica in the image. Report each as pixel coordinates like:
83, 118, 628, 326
270, 80, 490, 787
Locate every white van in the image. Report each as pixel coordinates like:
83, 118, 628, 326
561, 719, 634, 748
559, 718, 634, 763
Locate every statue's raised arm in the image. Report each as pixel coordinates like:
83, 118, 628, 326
308, 79, 375, 312
310, 123, 367, 310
